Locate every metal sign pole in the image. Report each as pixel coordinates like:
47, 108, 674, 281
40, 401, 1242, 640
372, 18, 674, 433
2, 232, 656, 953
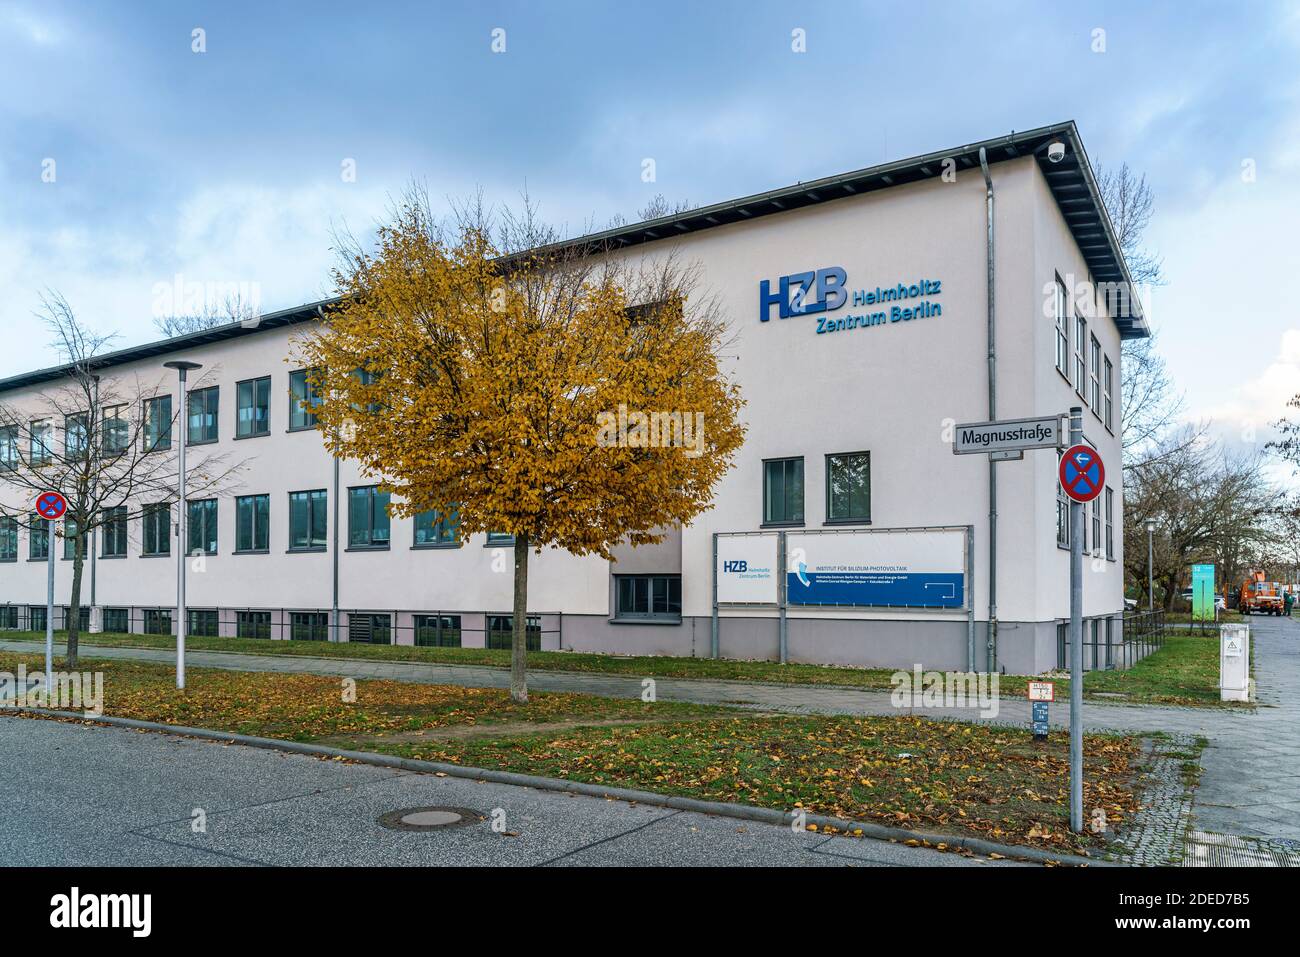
45, 518, 55, 691
778, 531, 788, 665
710, 532, 719, 659
1068, 406, 1084, 833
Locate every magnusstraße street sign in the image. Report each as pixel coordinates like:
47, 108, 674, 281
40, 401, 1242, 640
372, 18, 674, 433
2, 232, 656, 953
952, 415, 1063, 455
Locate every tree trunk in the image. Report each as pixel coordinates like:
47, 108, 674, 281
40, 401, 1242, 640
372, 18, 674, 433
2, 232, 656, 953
510, 532, 530, 704
66, 531, 85, 670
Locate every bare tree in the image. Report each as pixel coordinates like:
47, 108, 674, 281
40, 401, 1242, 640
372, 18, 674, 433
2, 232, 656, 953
606, 193, 693, 229
1096, 163, 1162, 287
0, 294, 244, 667
152, 292, 259, 339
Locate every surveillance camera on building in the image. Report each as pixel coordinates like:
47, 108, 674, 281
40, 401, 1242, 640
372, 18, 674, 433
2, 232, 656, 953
1047, 141, 1066, 163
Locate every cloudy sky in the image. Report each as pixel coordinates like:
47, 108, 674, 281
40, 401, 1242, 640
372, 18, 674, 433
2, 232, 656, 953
3, 0, 1298, 470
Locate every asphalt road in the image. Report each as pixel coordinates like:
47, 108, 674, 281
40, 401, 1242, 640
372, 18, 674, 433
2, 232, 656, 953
0, 715, 1016, 867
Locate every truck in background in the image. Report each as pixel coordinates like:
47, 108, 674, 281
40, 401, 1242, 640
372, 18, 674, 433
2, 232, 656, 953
1239, 570, 1285, 616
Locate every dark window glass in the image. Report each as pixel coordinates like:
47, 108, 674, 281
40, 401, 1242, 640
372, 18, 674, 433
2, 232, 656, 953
0, 606, 17, 629
187, 609, 219, 637
236, 377, 271, 438
0, 425, 18, 470
236, 494, 270, 551
486, 614, 540, 651
62, 516, 81, 560
414, 614, 462, 647
144, 395, 172, 451
826, 452, 870, 523
30, 606, 47, 632
30, 420, 53, 464
290, 612, 328, 641
102, 404, 129, 455
101, 507, 128, 557
237, 611, 272, 639
348, 613, 391, 644
615, 575, 682, 619
188, 499, 218, 554
414, 508, 458, 546
103, 608, 129, 632
29, 521, 49, 560
144, 609, 172, 635
289, 490, 327, 550
348, 486, 391, 548
0, 516, 18, 561
143, 503, 171, 556
289, 369, 320, 430
64, 413, 88, 460
187, 386, 219, 444
486, 531, 514, 545
763, 457, 804, 524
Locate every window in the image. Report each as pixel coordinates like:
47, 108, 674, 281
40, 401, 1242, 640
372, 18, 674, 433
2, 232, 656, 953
487, 614, 540, 651
1105, 486, 1115, 561
415, 614, 462, 647
30, 419, 53, 465
348, 613, 391, 644
144, 609, 172, 635
1091, 496, 1101, 553
61, 606, 90, 632
236, 376, 271, 438
763, 457, 804, 525
187, 386, 219, 444
414, 509, 459, 547
101, 507, 127, 557
1089, 336, 1101, 415
0, 425, 18, 470
486, 531, 515, 545
0, 607, 18, 629
1056, 455, 1069, 548
143, 503, 171, 556
1054, 279, 1070, 378
237, 611, 272, 639
350, 367, 383, 413
144, 394, 172, 451
348, 485, 391, 548
188, 499, 218, 555
62, 516, 81, 560
615, 575, 682, 620
289, 369, 320, 430
288, 489, 327, 550
64, 413, 88, 460
826, 452, 870, 523
188, 609, 219, 637
1103, 356, 1114, 432
0, 517, 17, 561
102, 404, 129, 455
103, 607, 129, 633
236, 494, 270, 552
1074, 314, 1087, 396
291, 612, 329, 641
30, 606, 47, 632
29, 521, 48, 560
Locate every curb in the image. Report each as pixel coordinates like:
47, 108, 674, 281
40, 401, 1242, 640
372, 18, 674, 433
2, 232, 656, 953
10, 705, 1108, 867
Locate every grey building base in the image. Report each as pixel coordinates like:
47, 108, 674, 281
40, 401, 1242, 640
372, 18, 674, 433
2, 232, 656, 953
560, 615, 1113, 676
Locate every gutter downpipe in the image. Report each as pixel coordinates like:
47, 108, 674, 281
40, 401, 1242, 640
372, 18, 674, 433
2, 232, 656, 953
979, 147, 998, 674
318, 305, 341, 644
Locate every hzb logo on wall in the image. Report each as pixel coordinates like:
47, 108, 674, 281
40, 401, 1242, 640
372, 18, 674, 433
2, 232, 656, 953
722, 560, 748, 573
759, 266, 943, 336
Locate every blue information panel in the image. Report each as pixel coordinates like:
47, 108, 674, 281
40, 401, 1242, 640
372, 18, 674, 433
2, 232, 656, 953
784, 528, 968, 609
1032, 701, 1050, 737
786, 570, 964, 608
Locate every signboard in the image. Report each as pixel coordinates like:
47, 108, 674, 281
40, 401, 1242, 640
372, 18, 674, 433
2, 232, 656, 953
715, 532, 780, 605
1191, 563, 1216, 623
1032, 701, 1050, 739
1027, 681, 1056, 702
785, 528, 966, 609
1058, 444, 1105, 503
953, 416, 1062, 455
35, 491, 67, 521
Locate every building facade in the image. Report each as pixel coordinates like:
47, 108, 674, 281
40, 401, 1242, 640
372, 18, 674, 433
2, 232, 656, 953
0, 122, 1147, 674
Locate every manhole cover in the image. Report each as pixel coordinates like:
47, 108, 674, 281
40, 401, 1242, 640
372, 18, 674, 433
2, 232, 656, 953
377, 806, 483, 832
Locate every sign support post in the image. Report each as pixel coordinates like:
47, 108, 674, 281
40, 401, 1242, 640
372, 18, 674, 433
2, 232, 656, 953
1067, 406, 1084, 834
777, 532, 788, 665
710, 532, 720, 659
45, 519, 55, 692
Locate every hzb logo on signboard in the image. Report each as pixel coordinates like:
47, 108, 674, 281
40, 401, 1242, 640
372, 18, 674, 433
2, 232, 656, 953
759, 267, 847, 321
723, 561, 748, 573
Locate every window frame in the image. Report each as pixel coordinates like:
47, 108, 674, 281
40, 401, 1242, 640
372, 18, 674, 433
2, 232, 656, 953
235, 376, 272, 439
413, 508, 459, 548
614, 574, 683, 622
142, 502, 172, 557
288, 369, 320, 431
762, 456, 805, 527
186, 385, 220, 446
101, 506, 128, 557
187, 498, 219, 555
1073, 313, 1087, 397
1054, 277, 1070, 381
102, 404, 129, 456
1103, 355, 1114, 433
0, 515, 18, 562
235, 493, 271, 553
414, 614, 462, 647
0, 424, 18, 470
824, 451, 871, 525
30, 419, 53, 465
290, 611, 329, 641
143, 394, 172, 452
287, 489, 328, 552
1105, 486, 1115, 561
347, 485, 391, 550
236, 610, 273, 639
63, 412, 88, 461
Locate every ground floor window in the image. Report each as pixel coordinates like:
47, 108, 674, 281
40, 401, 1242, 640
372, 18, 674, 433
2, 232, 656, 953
29, 606, 46, 632
61, 606, 91, 632
144, 609, 172, 635
615, 575, 682, 620
237, 611, 272, 639
487, 614, 540, 651
188, 609, 219, 637
103, 607, 129, 633
348, 613, 391, 644
290, 612, 328, 641
0, 606, 17, 629
414, 614, 462, 647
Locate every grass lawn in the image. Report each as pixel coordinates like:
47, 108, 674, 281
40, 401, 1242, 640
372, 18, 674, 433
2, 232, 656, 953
0, 620, 1235, 707
0, 649, 1141, 855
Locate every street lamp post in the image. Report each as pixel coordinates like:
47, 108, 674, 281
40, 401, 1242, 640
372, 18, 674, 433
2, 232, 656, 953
1145, 519, 1156, 613
163, 360, 202, 690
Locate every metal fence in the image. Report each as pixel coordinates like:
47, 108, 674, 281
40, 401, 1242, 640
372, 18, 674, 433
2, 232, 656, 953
0, 605, 564, 650
1056, 609, 1165, 672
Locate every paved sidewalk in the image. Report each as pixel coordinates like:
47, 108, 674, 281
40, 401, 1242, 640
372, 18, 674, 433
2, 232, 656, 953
6, 618, 1299, 848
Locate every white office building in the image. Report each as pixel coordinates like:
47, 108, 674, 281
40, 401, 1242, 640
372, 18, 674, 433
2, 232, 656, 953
0, 122, 1147, 674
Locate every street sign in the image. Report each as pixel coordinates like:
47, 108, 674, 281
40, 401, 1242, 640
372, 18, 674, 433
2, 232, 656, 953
1027, 680, 1055, 702
1058, 444, 1104, 503
35, 491, 67, 520
1032, 700, 1050, 739
953, 415, 1062, 455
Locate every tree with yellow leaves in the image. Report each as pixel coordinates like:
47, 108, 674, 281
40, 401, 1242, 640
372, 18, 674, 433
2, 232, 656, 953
298, 193, 745, 702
